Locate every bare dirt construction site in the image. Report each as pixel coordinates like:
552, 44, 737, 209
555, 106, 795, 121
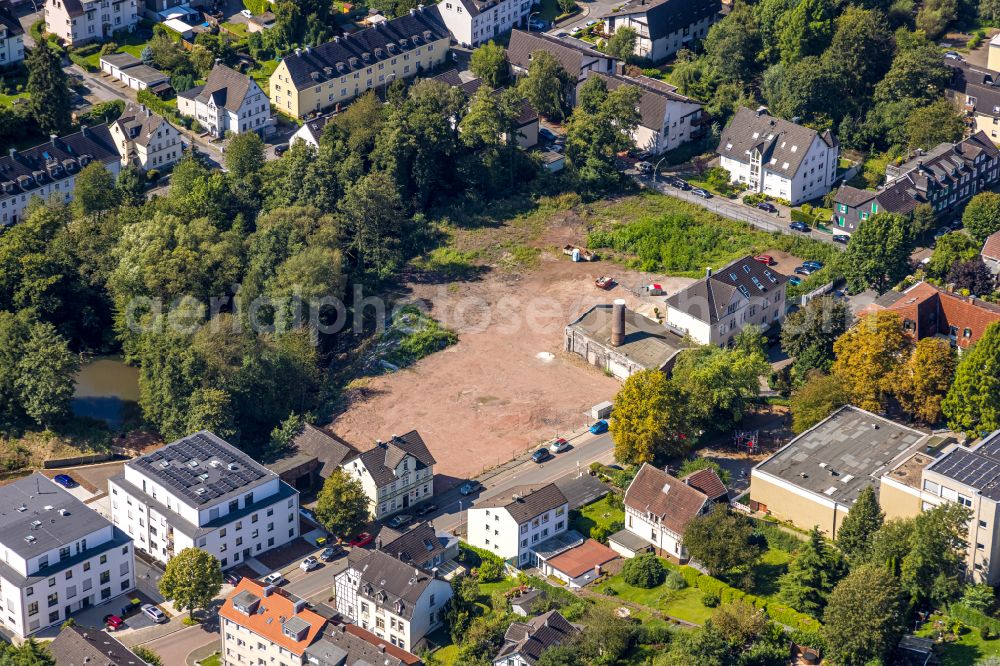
328, 200, 695, 483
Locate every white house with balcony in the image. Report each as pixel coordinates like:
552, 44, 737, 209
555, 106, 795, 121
44, 0, 139, 46
177, 63, 271, 138
334, 549, 452, 652
437, 0, 533, 47
665, 255, 789, 347
717, 106, 839, 206
108, 431, 299, 570
341, 431, 436, 521
0, 473, 135, 638
466, 483, 569, 567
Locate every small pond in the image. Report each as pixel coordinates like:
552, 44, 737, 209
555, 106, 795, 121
72, 356, 140, 428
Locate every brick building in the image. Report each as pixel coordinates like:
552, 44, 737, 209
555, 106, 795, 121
866, 281, 1000, 349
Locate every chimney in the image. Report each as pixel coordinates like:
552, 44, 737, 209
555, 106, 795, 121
409, 6, 416, 14
8, 148, 15, 158
611, 299, 625, 347
755, 105, 768, 117
295, 48, 302, 57
705, 266, 712, 278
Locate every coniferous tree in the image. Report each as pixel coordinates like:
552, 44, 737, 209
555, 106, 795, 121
778, 527, 847, 617
26, 40, 71, 134
836, 485, 884, 563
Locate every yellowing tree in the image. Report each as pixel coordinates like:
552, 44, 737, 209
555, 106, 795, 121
895, 337, 956, 423
831, 311, 912, 412
609, 369, 693, 465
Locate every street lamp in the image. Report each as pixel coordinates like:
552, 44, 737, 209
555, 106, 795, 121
528, 11, 539, 31
653, 156, 667, 182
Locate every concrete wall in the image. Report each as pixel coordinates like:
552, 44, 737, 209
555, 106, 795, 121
749, 471, 848, 537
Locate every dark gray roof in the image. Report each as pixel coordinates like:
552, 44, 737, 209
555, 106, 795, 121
593, 72, 701, 131
495, 611, 578, 666
49, 624, 144, 666
948, 60, 1000, 119
476, 483, 568, 524
833, 184, 877, 209
129, 431, 276, 508
0, 0, 23, 36
348, 431, 435, 487
666, 255, 788, 324
0, 124, 118, 198
178, 84, 205, 100
284, 615, 313, 635
120, 64, 169, 85
279, 7, 449, 89
507, 29, 612, 78
305, 623, 421, 666
100, 53, 142, 69
754, 406, 928, 506
347, 550, 440, 620
267, 424, 356, 478
926, 430, 1000, 500
378, 521, 453, 569
606, 0, 719, 39
196, 63, 254, 113
0, 473, 112, 560
718, 106, 837, 180
567, 303, 690, 369
114, 103, 171, 149
109, 472, 297, 539
60, 0, 85, 17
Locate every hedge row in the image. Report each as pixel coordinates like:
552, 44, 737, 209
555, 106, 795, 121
948, 603, 1000, 633
676, 565, 822, 634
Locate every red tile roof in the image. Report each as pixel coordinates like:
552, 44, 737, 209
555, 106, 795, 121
984, 231, 1000, 262
544, 539, 619, 578
219, 579, 326, 656
624, 463, 708, 536
883, 282, 1000, 348
681, 468, 728, 501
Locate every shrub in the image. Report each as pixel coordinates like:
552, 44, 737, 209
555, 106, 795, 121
622, 553, 666, 588
664, 570, 687, 590
477, 557, 504, 582
948, 603, 1000, 633
981, 625, 992, 640
146, 168, 161, 182
604, 586, 619, 596
605, 492, 624, 511
679, 566, 702, 587
702, 591, 720, 607
100, 42, 118, 55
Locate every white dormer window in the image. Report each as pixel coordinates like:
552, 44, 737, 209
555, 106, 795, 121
725, 142, 732, 150
790, 145, 797, 153
782, 162, 789, 170
751, 132, 759, 139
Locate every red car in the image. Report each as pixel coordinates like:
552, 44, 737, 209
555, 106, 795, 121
103, 614, 124, 631
349, 532, 374, 548
753, 255, 775, 266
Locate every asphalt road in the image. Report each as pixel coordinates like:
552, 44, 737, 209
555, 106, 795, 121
141, 623, 220, 665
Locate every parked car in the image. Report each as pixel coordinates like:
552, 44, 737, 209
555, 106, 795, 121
141, 604, 167, 624
555, 31, 569, 37
539, 127, 558, 142
224, 571, 242, 586
802, 260, 824, 270
415, 502, 438, 517
789, 221, 811, 232
788, 276, 802, 286
934, 227, 950, 240
753, 255, 775, 266
240, 8, 253, 18
120, 598, 142, 617
104, 614, 124, 631
459, 481, 481, 496
794, 265, 816, 276
53, 474, 76, 488
300, 556, 319, 572
349, 532, 374, 548
262, 572, 286, 586
756, 202, 778, 213
321, 545, 344, 561
944, 50, 963, 60
691, 188, 712, 198
531, 448, 552, 463
669, 177, 691, 190
832, 234, 850, 244
387, 514, 413, 529
273, 143, 289, 156
635, 161, 653, 174
586, 19, 599, 26
589, 419, 609, 434
528, 18, 548, 29
549, 438, 569, 453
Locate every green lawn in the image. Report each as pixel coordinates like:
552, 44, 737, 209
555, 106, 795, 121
917, 619, 1000, 665
198, 653, 221, 666
595, 564, 717, 625
432, 644, 459, 666
570, 494, 624, 539
249, 59, 279, 95
0, 92, 28, 106
222, 21, 249, 37
478, 577, 520, 601
744, 548, 793, 599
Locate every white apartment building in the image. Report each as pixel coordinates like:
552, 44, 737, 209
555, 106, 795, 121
0, 1, 24, 67
108, 431, 300, 570
881, 429, 1000, 585
466, 483, 569, 567
438, 0, 532, 47
665, 255, 789, 346
0, 124, 121, 226
717, 106, 839, 206
341, 431, 435, 521
177, 63, 270, 138
44, 0, 139, 46
109, 103, 183, 172
220, 579, 325, 666
617, 463, 713, 561
602, 0, 719, 63
334, 549, 452, 652
0, 473, 135, 638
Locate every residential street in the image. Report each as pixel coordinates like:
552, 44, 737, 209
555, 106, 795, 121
139, 623, 220, 665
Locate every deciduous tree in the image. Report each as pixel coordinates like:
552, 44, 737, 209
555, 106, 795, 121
963, 191, 1000, 243
73, 162, 118, 217
780, 297, 851, 377
906, 98, 965, 151
604, 27, 637, 62
225, 131, 266, 180
671, 344, 770, 430
517, 51, 572, 120
840, 212, 912, 293
831, 310, 912, 411
947, 259, 996, 296
159, 547, 223, 619
609, 369, 693, 464
943, 321, 1000, 434
469, 41, 510, 88
683, 505, 764, 578
823, 564, 906, 666
895, 337, 956, 423
790, 371, 848, 433
315, 468, 370, 538
928, 231, 980, 278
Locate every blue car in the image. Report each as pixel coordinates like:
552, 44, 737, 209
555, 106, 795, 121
589, 420, 609, 434
802, 260, 824, 271
788, 276, 802, 286
53, 474, 76, 488
789, 221, 810, 232
531, 448, 551, 463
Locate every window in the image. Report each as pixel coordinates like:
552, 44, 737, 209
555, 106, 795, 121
964, 327, 973, 338
48, 577, 55, 587
100, 554, 107, 565
959, 494, 973, 508
47, 592, 58, 608
100, 571, 110, 584
27, 602, 37, 616
49, 611, 59, 623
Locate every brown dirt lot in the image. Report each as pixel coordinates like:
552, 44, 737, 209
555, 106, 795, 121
330, 245, 694, 484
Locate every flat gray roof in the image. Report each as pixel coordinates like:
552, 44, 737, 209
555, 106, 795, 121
567, 304, 690, 370
754, 406, 928, 506
0, 473, 112, 559
926, 430, 1000, 500
121, 64, 169, 84
128, 431, 277, 508
100, 53, 141, 68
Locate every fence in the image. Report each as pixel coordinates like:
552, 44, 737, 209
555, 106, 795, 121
43, 452, 117, 468
798, 281, 835, 307
731, 500, 751, 514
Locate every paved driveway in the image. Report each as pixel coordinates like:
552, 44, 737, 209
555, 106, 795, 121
141, 623, 220, 666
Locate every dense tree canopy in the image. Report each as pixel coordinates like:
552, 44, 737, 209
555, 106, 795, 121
832, 311, 912, 412
943, 321, 1000, 434
823, 564, 906, 666
610, 369, 694, 464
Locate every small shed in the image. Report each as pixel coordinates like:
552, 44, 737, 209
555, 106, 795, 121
163, 17, 195, 39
